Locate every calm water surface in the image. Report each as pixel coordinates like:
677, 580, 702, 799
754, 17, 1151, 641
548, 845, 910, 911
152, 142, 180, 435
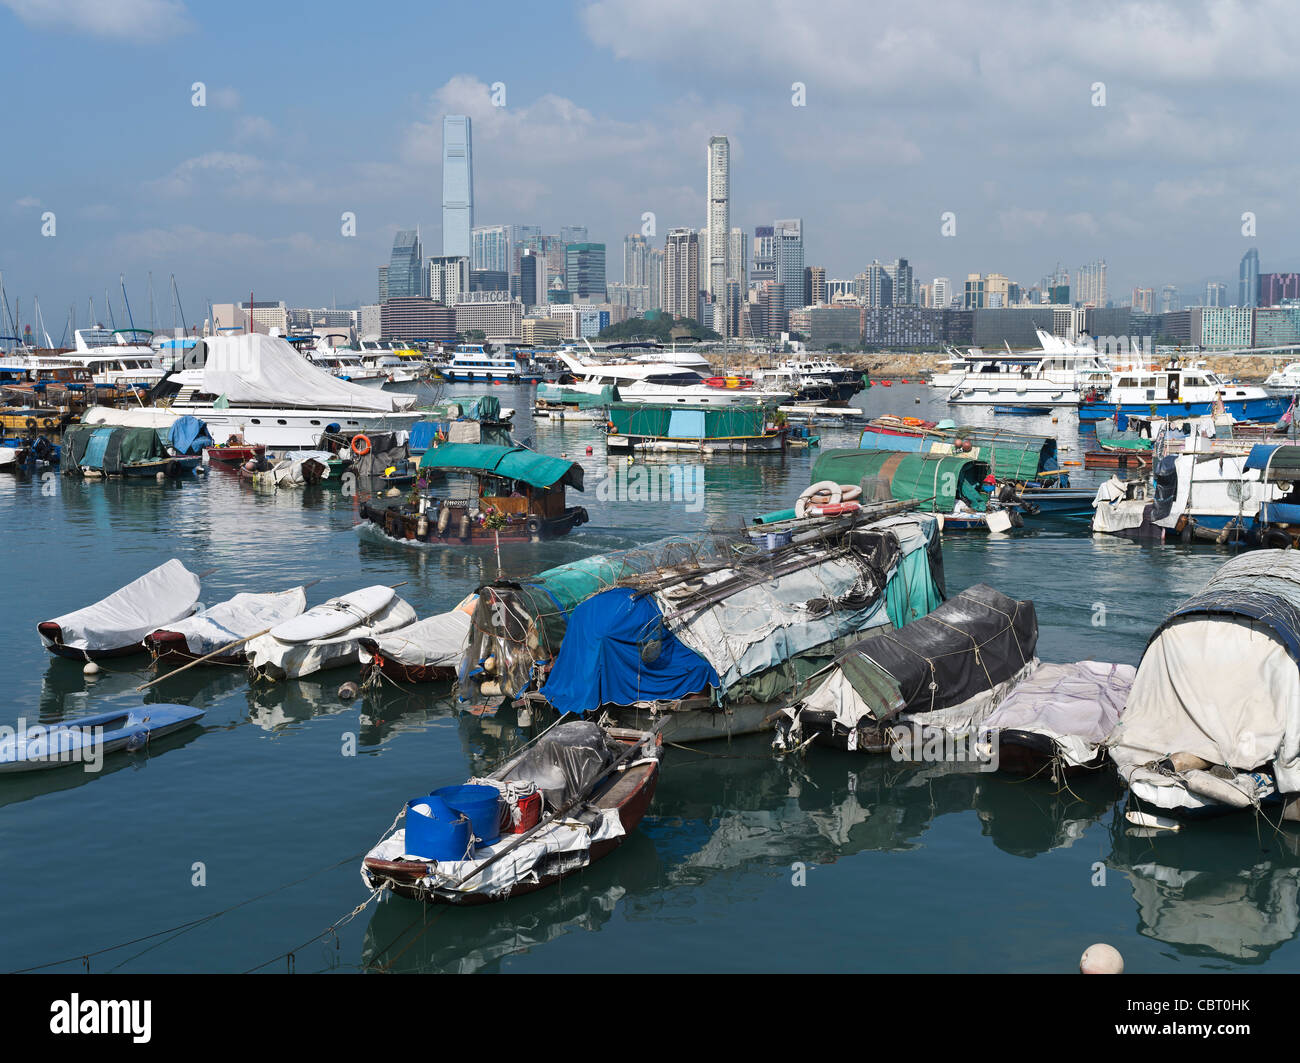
1, 380, 1294, 973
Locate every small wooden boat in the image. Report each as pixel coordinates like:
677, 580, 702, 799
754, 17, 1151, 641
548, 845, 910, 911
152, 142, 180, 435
361, 722, 663, 905
144, 587, 310, 665
38, 560, 202, 660
360, 595, 476, 684
0, 704, 205, 773
205, 443, 265, 469
1084, 448, 1152, 471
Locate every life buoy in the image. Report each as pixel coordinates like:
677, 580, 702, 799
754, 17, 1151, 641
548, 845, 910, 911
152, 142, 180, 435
25, 418, 36, 430
902, 417, 925, 427
526, 515, 543, 540
840, 485, 863, 501
809, 501, 862, 516
350, 434, 371, 457
795, 480, 843, 518
41, 418, 54, 429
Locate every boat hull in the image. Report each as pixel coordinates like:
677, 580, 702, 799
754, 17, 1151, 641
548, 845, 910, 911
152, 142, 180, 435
359, 501, 588, 545
1080, 397, 1287, 421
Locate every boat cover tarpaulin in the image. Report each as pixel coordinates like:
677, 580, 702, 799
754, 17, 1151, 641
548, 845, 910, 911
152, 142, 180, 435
466, 396, 502, 422
497, 721, 625, 810
41, 559, 201, 652
811, 448, 989, 513
794, 585, 1037, 733
62, 424, 167, 473
1110, 552, 1300, 799
418, 443, 583, 490
537, 383, 615, 407
982, 661, 1136, 767
359, 605, 474, 668
1092, 476, 1152, 533
200, 334, 417, 413
609, 403, 768, 440
539, 588, 720, 714
156, 588, 308, 655
245, 595, 417, 679
81, 405, 177, 429
168, 415, 213, 455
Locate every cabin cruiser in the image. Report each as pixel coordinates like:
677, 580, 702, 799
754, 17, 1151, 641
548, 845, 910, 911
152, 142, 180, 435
944, 330, 1113, 408
151, 333, 423, 448
441, 344, 525, 382
1264, 362, 1300, 396
27, 327, 165, 389
555, 350, 792, 406
1079, 364, 1286, 422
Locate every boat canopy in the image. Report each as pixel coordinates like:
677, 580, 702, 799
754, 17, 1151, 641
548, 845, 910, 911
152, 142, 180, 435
418, 443, 584, 491
62, 424, 169, 472
198, 333, 417, 413
466, 395, 502, 421
608, 402, 768, 440
1245, 444, 1300, 479
537, 383, 616, 407
540, 588, 721, 715
859, 425, 1058, 480
811, 448, 990, 513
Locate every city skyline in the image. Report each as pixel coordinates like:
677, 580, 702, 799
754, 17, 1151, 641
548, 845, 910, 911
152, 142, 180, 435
2, 1, 1295, 322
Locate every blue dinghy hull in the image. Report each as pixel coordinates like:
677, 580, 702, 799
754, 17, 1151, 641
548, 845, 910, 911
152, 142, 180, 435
0, 704, 205, 773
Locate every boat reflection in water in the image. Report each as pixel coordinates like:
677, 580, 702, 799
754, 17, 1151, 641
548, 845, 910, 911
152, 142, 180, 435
1107, 818, 1300, 964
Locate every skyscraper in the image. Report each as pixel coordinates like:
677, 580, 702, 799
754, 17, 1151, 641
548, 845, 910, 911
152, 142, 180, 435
1131, 287, 1154, 313
648, 247, 665, 311
932, 277, 950, 309
857, 262, 892, 308
624, 233, 648, 286
1076, 260, 1107, 306
565, 243, 606, 300
1204, 282, 1227, 307
753, 226, 775, 284
561, 226, 588, 245
706, 136, 731, 336
773, 219, 803, 314
471, 225, 510, 273
387, 230, 423, 300
664, 229, 700, 320
1240, 248, 1260, 308
885, 259, 914, 306
441, 115, 473, 258
519, 249, 541, 308
426, 255, 469, 306
377, 266, 388, 304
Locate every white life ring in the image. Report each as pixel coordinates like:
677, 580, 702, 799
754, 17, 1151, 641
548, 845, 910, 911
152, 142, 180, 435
840, 484, 862, 501
795, 480, 842, 518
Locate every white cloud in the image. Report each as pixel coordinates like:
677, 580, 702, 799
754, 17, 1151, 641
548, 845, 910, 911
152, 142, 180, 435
2, 0, 193, 42
13, 195, 41, 209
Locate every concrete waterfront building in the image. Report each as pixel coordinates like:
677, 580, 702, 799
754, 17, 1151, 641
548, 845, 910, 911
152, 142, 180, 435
1191, 306, 1253, 349
863, 307, 944, 348
565, 243, 606, 301
427, 255, 470, 307
663, 228, 700, 320
803, 305, 862, 347
454, 299, 523, 338
1240, 249, 1260, 308
471, 225, 510, 274
442, 116, 473, 258
773, 219, 803, 315
1254, 306, 1300, 346
522, 316, 566, 344
381, 297, 456, 342
706, 136, 731, 337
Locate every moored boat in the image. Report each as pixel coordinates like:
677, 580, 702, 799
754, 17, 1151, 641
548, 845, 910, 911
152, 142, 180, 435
604, 402, 786, 453
0, 704, 205, 773
360, 595, 477, 684
144, 587, 310, 665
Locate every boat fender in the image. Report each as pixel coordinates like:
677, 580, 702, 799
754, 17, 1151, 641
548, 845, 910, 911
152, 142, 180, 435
795, 480, 842, 518
458, 512, 471, 539
437, 504, 451, 534
25, 418, 36, 430
417, 512, 429, 537
526, 515, 543, 540
1179, 522, 1195, 545
1265, 529, 1293, 550
42, 418, 54, 429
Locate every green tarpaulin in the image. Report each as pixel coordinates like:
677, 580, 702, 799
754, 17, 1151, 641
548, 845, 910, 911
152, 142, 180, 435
810, 448, 989, 513
608, 402, 768, 439
536, 383, 616, 408
62, 424, 167, 474
418, 443, 583, 490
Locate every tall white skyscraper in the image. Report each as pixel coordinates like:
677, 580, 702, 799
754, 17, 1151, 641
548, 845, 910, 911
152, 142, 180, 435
773, 219, 803, 315
624, 233, 648, 286
932, 277, 951, 309
471, 225, 510, 273
442, 115, 473, 258
707, 136, 731, 337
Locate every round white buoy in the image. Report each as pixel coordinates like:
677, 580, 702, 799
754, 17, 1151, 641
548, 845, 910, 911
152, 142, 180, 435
83, 661, 100, 676
1079, 943, 1123, 973
156, 472, 165, 482
338, 681, 358, 701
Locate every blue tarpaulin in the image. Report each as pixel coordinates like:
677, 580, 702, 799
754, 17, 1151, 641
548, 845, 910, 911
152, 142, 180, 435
1245, 444, 1281, 472
168, 415, 213, 455
540, 587, 719, 715
667, 409, 707, 439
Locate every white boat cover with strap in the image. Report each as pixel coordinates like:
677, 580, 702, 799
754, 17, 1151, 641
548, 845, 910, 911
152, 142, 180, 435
200, 334, 417, 413
154, 588, 308, 655
41, 559, 200, 652
81, 406, 178, 428
245, 594, 417, 678
359, 599, 475, 668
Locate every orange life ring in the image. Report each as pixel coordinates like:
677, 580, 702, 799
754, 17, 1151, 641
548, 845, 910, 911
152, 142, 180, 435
350, 434, 372, 457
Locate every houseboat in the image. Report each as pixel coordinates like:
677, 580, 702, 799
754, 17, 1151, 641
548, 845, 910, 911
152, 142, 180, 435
604, 402, 786, 453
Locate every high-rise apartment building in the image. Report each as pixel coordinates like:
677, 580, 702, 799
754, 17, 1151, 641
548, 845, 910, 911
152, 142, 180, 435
706, 136, 731, 336
1131, 287, 1154, 313
1261, 273, 1300, 305
471, 225, 510, 274
426, 255, 470, 306
773, 219, 803, 313
1076, 260, 1107, 306
663, 228, 700, 320
727, 227, 747, 289
857, 262, 892, 308
560, 226, 588, 245
377, 266, 388, 304
752, 226, 775, 284
1160, 284, 1181, 313
624, 233, 648, 286
1204, 282, 1228, 307
932, 277, 951, 309
648, 247, 665, 311
441, 116, 473, 258
886, 259, 914, 306
805, 266, 827, 306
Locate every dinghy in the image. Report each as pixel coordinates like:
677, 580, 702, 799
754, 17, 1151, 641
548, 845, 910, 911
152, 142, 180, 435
360, 595, 477, 684
361, 722, 662, 905
143, 587, 310, 665
0, 704, 205, 773
245, 585, 417, 680
38, 559, 202, 660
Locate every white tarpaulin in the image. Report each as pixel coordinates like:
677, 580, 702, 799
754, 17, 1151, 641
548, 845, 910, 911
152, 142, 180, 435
983, 660, 1135, 767
1092, 477, 1152, 533
156, 588, 308, 655
80, 406, 178, 428
358, 604, 473, 668
1152, 453, 1281, 530
246, 595, 417, 679
200, 334, 416, 413
1110, 615, 1300, 794
41, 559, 200, 653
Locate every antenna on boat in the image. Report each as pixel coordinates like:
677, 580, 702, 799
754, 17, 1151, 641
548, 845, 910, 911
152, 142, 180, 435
147, 272, 156, 332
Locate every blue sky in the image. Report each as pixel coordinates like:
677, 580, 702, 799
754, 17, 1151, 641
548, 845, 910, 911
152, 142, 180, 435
3, 0, 1298, 336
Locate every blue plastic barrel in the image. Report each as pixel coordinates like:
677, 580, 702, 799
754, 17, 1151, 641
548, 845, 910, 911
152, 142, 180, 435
434, 784, 503, 846
404, 794, 471, 861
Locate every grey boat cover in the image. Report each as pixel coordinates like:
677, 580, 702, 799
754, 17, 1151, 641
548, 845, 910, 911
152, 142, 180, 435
359, 602, 474, 668
244, 594, 417, 679
499, 721, 625, 811
1109, 551, 1300, 808
41, 559, 201, 652
982, 661, 1135, 767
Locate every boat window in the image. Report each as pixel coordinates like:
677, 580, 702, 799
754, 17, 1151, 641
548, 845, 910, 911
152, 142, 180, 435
277, 419, 287, 425
251, 418, 261, 424
311, 420, 320, 426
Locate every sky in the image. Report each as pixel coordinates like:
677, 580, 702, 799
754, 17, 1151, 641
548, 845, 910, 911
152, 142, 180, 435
2, 0, 1298, 337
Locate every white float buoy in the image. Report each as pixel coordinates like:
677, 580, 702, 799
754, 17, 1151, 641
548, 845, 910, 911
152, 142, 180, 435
338, 681, 358, 701
83, 661, 100, 676
1079, 943, 1124, 973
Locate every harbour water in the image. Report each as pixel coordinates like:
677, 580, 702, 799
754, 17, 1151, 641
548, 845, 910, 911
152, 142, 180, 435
2, 379, 1294, 974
